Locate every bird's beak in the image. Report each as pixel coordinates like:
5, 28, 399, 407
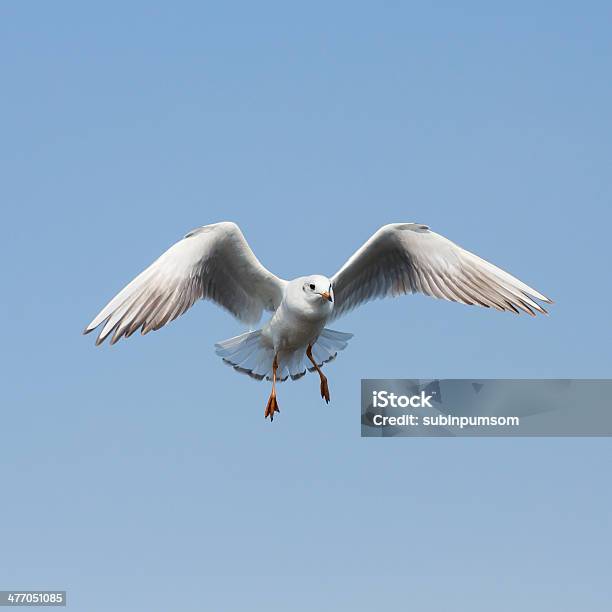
320, 291, 333, 303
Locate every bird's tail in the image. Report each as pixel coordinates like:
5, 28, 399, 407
215, 330, 273, 381
214, 328, 353, 382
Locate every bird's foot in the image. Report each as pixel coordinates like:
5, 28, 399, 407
265, 393, 280, 421
320, 376, 330, 404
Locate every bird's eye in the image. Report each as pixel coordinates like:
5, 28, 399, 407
309, 284, 315, 290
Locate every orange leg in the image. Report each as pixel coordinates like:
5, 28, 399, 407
264, 354, 280, 421
306, 345, 330, 404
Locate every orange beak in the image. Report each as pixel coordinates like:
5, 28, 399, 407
320, 291, 333, 303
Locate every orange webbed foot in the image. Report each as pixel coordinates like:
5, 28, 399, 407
265, 393, 280, 421
320, 376, 330, 404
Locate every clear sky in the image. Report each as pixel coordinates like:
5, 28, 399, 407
1, 2, 611, 611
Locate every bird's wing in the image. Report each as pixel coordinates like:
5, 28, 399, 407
330, 223, 552, 321
84, 222, 287, 345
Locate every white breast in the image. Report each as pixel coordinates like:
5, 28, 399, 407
262, 279, 333, 351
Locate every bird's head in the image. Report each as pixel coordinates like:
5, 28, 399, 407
302, 275, 334, 305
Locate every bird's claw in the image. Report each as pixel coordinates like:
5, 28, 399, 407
265, 393, 280, 421
320, 377, 330, 404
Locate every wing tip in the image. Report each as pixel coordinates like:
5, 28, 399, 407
523, 293, 550, 316
529, 291, 553, 305
84, 323, 108, 346
84, 317, 117, 346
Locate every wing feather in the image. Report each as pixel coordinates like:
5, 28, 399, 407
330, 223, 552, 321
85, 222, 287, 345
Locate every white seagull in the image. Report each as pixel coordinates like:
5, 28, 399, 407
84, 222, 552, 420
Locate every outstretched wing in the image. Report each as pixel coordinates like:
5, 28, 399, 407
84, 222, 287, 345
330, 223, 552, 321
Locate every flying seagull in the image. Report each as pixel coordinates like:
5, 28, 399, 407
84, 222, 552, 420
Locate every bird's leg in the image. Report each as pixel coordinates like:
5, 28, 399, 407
264, 354, 280, 421
306, 344, 330, 404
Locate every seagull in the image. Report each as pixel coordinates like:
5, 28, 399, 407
84, 221, 552, 420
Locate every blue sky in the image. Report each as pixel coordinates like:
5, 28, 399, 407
1, 2, 611, 610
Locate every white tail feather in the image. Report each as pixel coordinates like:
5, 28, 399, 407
215, 328, 353, 381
